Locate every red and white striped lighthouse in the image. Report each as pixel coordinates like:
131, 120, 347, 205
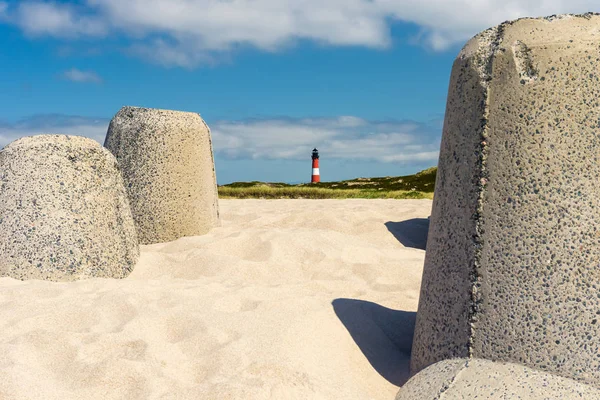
311, 148, 320, 183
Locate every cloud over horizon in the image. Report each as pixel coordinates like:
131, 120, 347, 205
0, 114, 441, 165
211, 116, 440, 163
0, 114, 109, 146
1, 1, 598, 67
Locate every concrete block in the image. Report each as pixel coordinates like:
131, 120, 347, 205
104, 106, 220, 245
397, 358, 600, 399
411, 14, 600, 387
0, 135, 139, 281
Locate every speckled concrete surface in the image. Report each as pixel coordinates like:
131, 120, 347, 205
104, 106, 220, 245
0, 135, 139, 281
395, 359, 467, 400
411, 14, 600, 388
397, 358, 600, 399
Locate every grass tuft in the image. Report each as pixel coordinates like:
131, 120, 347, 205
218, 185, 433, 200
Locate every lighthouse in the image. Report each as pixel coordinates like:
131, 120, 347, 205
311, 148, 320, 183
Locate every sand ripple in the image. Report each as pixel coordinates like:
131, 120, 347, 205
0, 199, 430, 400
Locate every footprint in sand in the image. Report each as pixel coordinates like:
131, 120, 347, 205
120, 339, 148, 361
240, 299, 261, 312
213, 296, 262, 313
162, 315, 207, 343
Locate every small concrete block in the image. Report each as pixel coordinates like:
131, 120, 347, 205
104, 106, 220, 245
395, 359, 467, 400
397, 358, 600, 399
0, 135, 139, 281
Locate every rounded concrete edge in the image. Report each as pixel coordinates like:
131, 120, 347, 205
396, 358, 468, 400
397, 358, 600, 399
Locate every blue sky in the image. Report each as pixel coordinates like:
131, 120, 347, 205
0, 1, 597, 183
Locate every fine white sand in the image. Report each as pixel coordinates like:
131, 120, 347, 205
0, 199, 431, 400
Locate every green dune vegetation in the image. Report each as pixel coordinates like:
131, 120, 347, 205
218, 167, 437, 199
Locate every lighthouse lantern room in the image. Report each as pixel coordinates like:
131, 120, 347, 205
311, 148, 320, 183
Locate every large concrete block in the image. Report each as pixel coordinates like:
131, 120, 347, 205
411, 14, 600, 387
0, 135, 139, 281
104, 106, 220, 245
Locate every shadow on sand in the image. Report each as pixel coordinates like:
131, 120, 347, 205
332, 298, 416, 387
385, 218, 429, 250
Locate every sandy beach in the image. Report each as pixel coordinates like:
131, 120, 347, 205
0, 199, 431, 400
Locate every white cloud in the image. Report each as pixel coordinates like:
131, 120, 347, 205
2, 1, 598, 66
128, 39, 220, 69
90, 0, 389, 50
0, 114, 441, 164
211, 116, 440, 163
13, 2, 106, 38
0, 115, 109, 147
374, 0, 596, 50
61, 68, 103, 83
